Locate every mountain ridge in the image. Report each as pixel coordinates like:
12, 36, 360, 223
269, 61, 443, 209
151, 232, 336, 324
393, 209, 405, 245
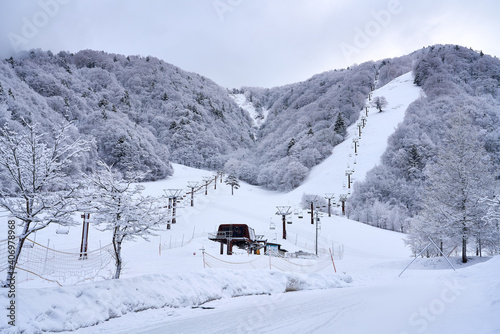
1, 45, 498, 195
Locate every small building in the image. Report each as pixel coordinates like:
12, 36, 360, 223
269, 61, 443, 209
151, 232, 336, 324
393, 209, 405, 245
208, 224, 266, 255
265, 242, 287, 256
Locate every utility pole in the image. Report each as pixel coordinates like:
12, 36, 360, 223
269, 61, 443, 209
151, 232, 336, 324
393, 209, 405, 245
310, 201, 314, 225
202, 177, 212, 195
79, 213, 90, 259
276, 206, 292, 239
324, 193, 335, 217
213, 173, 218, 190
345, 166, 354, 189
352, 137, 359, 155
315, 211, 322, 256
339, 194, 348, 216
303, 195, 318, 225
187, 181, 198, 207
361, 115, 367, 128
217, 171, 224, 184
164, 189, 183, 228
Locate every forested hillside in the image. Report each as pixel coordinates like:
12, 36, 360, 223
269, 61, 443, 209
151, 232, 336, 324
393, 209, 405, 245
227, 55, 415, 191
232, 64, 377, 191
0, 48, 416, 191
0, 49, 255, 182
348, 45, 500, 257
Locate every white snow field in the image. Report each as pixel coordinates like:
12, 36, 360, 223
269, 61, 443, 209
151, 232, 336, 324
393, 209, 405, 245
1, 72, 499, 333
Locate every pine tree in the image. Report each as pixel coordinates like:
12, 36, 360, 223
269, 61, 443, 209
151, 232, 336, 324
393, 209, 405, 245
287, 138, 295, 155
407, 145, 423, 180
225, 174, 240, 195
334, 113, 347, 138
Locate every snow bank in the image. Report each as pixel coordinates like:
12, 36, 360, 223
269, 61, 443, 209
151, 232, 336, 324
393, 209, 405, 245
0, 269, 351, 333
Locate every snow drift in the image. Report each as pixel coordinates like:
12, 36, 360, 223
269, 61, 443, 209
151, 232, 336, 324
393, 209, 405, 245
0, 270, 351, 333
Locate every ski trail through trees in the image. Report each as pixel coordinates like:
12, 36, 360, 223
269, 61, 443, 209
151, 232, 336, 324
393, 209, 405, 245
286, 71, 422, 208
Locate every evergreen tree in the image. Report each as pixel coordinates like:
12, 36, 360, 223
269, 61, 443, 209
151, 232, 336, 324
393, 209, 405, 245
287, 138, 295, 155
224, 174, 240, 195
334, 113, 347, 138
407, 145, 423, 180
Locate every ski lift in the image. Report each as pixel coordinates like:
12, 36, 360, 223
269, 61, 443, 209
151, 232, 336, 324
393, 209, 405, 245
287, 218, 293, 224
56, 225, 69, 235
269, 221, 276, 230
298, 214, 303, 219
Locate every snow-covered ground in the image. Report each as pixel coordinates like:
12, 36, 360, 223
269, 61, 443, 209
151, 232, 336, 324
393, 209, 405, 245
1, 72, 499, 333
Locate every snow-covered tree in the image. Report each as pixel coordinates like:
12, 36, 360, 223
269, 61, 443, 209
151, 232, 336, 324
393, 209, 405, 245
478, 197, 500, 255
410, 113, 496, 263
84, 162, 168, 279
224, 174, 240, 195
300, 193, 327, 211
0, 121, 89, 286
371, 96, 388, 112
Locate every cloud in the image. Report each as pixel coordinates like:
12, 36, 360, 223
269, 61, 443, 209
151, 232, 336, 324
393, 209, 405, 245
0, 0, 499, 88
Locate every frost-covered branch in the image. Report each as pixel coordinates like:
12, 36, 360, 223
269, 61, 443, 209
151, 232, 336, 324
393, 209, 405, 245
84, 161, 168, 279
0, 121, 90, 286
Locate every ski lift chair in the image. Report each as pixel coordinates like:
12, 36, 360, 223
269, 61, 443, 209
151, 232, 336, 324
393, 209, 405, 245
56, 225, 70, 235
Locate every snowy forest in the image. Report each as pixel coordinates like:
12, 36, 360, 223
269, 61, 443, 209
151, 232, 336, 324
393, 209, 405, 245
0, 49, 413, 193
228, 58, 411, 191
0, 49, 256, 185
1, 45, 500, 263
347, 45, 500, 260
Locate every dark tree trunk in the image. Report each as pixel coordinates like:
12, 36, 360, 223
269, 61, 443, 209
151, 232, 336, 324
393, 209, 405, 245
112, 227, 124, 279
462, 236, 467, 263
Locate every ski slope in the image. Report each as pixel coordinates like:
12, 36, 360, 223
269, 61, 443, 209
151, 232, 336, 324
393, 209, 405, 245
287, 71, 422, 199
1, 72, 499, 334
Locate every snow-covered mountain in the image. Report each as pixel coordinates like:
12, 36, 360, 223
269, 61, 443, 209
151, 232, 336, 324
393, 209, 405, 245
348, 45, 500, 236
2, 69, 499, 334
0, 48, 416, 190
0, 49, 256, 181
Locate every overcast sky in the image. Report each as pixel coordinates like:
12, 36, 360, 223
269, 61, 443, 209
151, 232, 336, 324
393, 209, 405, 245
1, 0, 499, 88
